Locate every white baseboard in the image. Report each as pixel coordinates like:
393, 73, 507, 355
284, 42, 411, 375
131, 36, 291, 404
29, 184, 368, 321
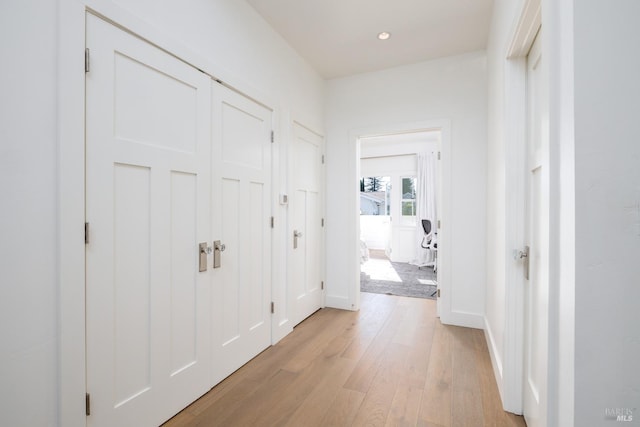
271, 318, 293, 345
324, 294, 354, 311
441, 310, 484, 329
484, 316, 505, 404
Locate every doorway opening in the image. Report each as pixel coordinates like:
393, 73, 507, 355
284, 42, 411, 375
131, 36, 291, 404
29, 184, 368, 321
358, 131, 440, 300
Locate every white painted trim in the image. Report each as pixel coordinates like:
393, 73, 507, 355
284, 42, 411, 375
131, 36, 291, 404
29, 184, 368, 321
270, 107, 289, 345
325, 295, 353, 311
58, 1, 88, 426
507, 0, 542, 58
271, 108, 292, 345
544, 1, 575, 425
445, 311, 484, 330
484, 315, 504, 398
346, 119, 452, 320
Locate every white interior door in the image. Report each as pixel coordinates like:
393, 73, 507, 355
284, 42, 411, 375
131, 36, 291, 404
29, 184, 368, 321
289, 123, 324, 326
85, 13, 212, 427
389, 174, 418, 263
210, 83, 273, 384
523, 30, 549, 427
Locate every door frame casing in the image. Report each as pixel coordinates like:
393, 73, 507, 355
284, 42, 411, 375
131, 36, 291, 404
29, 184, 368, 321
348, 119, 451, 320
58, 2, 281, 426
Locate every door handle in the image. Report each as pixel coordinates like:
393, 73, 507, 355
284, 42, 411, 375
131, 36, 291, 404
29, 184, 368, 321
293, 230, 303, 249
213, 240, 226, 268
517, 246, 530, 280
199, 242, 212, 272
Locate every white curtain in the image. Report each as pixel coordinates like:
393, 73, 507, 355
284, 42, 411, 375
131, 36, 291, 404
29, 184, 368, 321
411, 152, 437, 265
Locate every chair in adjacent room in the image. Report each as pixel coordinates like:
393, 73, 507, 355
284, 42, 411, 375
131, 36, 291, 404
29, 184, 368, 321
419, 219, 438, 272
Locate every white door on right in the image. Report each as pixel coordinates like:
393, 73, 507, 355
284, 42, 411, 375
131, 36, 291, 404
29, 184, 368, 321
289, 122, 324, 326
523, 30, 549, 427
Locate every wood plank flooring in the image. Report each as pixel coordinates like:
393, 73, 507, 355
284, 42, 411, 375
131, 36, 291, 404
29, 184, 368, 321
163, 293, 526, 427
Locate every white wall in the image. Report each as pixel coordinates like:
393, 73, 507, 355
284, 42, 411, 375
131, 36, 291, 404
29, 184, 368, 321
573, 0, 640, 424
0, 1, 59, 426
325, 52, 488, 324
1, 0, 325, 425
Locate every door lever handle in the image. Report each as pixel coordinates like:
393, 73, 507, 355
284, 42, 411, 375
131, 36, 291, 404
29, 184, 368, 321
213, 240, 225, 268
293, 230, 303, 249
199, 242, 211, 272
517, 246, 530, 280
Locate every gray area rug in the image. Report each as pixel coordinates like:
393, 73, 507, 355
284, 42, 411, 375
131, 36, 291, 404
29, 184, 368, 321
360, 251, 437, 300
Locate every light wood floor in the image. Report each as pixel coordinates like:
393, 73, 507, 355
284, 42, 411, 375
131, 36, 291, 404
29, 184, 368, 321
163, 293, 526, 427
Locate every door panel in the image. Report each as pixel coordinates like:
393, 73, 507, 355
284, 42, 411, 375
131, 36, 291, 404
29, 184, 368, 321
112, 164, 151, 406
523, 30, 549, 427
290, 123, 324, 326
220, 178, 241, 345
211, 83, 272, 384
248, 182, 267, 327
86, 13, 211, 427
170, 171, 199, 375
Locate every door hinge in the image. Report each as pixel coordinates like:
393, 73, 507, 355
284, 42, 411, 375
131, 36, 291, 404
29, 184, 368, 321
321, 218, 324, 227
270, 302, 275, 314
270, 130, 274, 143
321, 281, 324, 290
321, 155, 325, 164
85, 393, 91, 416
437, 289, 441, 298
437, 151, 441, 160
437, 220, 441, 229
85, 48, 90, 73
84, 222, 90, 244
271, 216, 274, 228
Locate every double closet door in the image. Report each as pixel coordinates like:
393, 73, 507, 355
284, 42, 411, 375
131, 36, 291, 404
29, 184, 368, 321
85, 13, 272, 427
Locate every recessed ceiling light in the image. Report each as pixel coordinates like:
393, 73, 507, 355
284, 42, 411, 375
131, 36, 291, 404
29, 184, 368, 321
377, 32, 391, 40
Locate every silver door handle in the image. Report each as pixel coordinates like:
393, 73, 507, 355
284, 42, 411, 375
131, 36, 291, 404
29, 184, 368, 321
518, 246, 530, 280
199, 242, 212, 272
293, 230, 303, 249
213, 240, 225, 268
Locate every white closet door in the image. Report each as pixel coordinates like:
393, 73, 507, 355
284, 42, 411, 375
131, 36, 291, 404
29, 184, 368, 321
289, 123, 324, 326
523, 30, 549, 427
211, 83, 273, 384
85, 14, 212, 427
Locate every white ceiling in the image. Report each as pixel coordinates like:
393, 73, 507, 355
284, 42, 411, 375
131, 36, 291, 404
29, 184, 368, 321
246, 0, 494, 79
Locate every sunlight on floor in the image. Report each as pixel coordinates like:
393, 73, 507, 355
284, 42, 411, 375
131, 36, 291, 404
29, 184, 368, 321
360, 257, 402, 282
